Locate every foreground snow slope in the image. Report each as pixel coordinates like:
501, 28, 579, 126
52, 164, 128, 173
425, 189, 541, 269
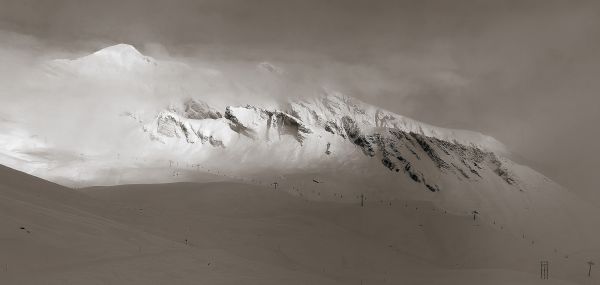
0, 164, 580, 284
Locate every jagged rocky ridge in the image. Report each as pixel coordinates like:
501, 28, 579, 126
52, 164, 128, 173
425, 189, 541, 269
141, 94, 517, 193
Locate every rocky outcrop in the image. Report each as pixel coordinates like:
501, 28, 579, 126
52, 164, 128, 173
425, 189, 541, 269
224, 106, 312, 143
183, 99, 222, 120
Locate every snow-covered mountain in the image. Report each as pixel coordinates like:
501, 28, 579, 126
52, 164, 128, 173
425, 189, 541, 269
0, 44, 568, 195
0, 44, 582, 201
2, 44, 600, 276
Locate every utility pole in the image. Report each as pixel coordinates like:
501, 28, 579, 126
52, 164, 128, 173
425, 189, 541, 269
361, 194, 364, 207
472, 210, 479, 221
541, 261, 549, 279
588, 261, 595, 277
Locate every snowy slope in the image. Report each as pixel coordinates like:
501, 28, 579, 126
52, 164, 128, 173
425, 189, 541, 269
0, 164, 582, 284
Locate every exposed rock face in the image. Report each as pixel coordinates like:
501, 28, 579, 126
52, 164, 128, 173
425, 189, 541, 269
157, 114, 181, 139
157, 113, 196, 143
342, 126, 518, 192
183, 99, 222, 120
224, 106, 312, 143
224, 106, 258, 139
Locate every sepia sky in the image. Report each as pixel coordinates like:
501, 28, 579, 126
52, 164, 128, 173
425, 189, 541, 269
1, 0, 599, 201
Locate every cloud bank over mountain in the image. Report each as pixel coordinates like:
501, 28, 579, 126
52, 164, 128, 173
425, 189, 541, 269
1, 0, 600, 202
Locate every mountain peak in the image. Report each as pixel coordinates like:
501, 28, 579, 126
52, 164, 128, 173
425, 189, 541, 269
92, 44, 144, 58
85, 43, 154, 68
47, 43, 157, 75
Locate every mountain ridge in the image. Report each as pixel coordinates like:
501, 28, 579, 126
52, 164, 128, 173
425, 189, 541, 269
143, 93, 514, 194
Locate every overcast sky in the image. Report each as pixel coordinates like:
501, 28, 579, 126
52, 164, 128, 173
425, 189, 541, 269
1, 0, 599, 201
